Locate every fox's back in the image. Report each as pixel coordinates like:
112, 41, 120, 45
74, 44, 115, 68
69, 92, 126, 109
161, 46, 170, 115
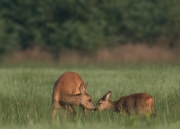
52, 72, 84, 100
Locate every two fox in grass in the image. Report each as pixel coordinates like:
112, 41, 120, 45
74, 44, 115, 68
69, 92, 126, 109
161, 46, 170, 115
52, 72, 156, 119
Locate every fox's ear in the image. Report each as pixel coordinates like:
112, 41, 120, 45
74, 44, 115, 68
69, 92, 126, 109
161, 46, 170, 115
79, 83, 87, 94
102, 91, 112, 100
84, 82, 88, 89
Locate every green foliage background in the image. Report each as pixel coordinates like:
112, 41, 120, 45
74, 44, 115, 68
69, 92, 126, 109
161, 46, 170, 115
0, 0, 180, 56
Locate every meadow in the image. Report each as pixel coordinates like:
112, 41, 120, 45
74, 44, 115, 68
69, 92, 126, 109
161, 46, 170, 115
0, 63, 180, 129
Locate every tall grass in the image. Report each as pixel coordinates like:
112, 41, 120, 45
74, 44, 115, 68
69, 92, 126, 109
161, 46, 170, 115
0, 64, 180, 128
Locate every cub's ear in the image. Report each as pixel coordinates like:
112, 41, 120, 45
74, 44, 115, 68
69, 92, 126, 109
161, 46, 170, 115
102, 91, 112, 100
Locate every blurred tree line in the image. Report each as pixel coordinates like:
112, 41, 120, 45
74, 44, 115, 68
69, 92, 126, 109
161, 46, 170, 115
0, 0, 180, 56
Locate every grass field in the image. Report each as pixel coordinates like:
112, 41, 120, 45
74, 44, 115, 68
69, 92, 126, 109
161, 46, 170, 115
0, 63, 180, 129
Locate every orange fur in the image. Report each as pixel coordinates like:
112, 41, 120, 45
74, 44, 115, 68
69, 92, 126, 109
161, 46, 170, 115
97, 91, 155, 117
52, 72, 95, 119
